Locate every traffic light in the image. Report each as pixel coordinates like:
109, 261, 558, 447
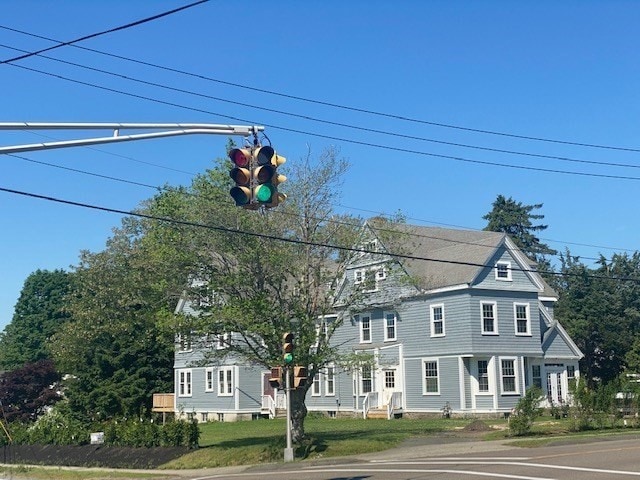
253, 146, 286, 208
282, 332, 294, 364
269, 367, 283, 389
229, 147, 253, 208
293, 366, 308, 389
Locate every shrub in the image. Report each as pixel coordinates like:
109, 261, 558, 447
509, 387, 543, 436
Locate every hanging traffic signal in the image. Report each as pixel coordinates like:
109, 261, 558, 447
229, 147, 253, 208
293, 366, 308, 389
269, 367, 283, 389
253, 146, 286, 208
282, 332, 294, 364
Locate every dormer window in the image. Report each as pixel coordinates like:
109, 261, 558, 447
495, 261, 512, 281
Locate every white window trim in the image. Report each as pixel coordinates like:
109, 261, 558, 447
475, 358, 492, 395
422, 358, 440, 395
383, 311, 397, 342
354, 269, 364, 284
480, 301, 499, 335
513, 302, 531, 336
499, 356, 520, 395
215, 332, 231, 350
178, 369, 192, 397
375, 266, 387, 281
177, 333, 192, 353
311, 373, 321, 396
217, 366, 234, 397
360, 366, 373, 395
359, 314, 372, 344
495, 261, 512, 281
325, 365, 336, 397
430, 304, 446, 337
205, 367, 215, 392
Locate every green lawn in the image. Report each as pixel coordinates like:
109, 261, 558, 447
161, 415, 498, 469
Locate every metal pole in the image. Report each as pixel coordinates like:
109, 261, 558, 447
284, 366, 294, 462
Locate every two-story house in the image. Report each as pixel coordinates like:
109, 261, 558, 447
170, 221, 582, 421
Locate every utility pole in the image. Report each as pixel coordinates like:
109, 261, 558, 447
284, 365, 294, 462
0, 122, 264, 154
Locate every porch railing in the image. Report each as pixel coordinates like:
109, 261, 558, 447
363, 391, 379, 419
261, 395, 276, 419
152, 393, 174, 412
386, 391, 403, 419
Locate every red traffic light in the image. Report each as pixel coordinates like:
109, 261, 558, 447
229, 148, 252, 168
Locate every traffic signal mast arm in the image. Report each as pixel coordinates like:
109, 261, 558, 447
0, 123, 264, 154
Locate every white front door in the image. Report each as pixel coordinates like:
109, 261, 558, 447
381, 368, 398, 406
546, 368, 565, 405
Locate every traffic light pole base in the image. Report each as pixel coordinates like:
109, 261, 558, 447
284, 447, 294, 462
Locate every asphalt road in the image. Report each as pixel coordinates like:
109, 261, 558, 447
4, 434, 640, 480
168, 434, 640, 480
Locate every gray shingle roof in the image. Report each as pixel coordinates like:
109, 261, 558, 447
367, 221, 557, 297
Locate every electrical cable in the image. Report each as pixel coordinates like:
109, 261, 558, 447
2, 23, 639, 154
2, 151, 612, 261
0, 0, 209, 65
0, 184, 634, 283
6, 62, 640, 183
2, 42, 639, 172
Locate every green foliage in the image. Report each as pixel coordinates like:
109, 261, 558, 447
509, 387, 543, 436
0, 409, 92, 446
483, 195, 556, 266
103, 417, 198, 448
556, 252, 640, 386
0, 269, 73, 371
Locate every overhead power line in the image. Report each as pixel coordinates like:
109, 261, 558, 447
0, 0, 209, 64
2, 42, 640, 172
7, 61, 640, 183
7, 150, 627, 261
2, 23, 639, 154
0, 184, 636, 283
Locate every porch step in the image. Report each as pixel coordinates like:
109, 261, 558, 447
366, 408, 388, 419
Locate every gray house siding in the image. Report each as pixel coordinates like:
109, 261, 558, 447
171, 223, 582, 420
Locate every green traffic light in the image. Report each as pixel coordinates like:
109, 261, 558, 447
284, 353, 293, 364
256, 184, 275, 202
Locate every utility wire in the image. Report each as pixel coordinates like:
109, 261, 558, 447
2, 23, 639, 154
0, 0, 209, 64
7, 62, 640, 183
1, 152, 621, 263
0, 184, 636, 283
2, 42, 639, 172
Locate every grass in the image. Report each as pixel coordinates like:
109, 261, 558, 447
6, 414, 640, 479
161, 415, 491, 469
0, 465, 170, 480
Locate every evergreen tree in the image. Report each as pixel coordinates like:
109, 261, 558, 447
0, 269, 72, 371
483, 195, 557, 268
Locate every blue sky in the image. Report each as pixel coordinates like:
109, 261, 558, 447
1, 1, 640, 331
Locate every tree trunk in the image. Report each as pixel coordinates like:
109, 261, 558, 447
290, 386, 308, 443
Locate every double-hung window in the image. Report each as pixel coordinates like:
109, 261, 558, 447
500, 358, 519, 394
361, 367, 373, 394
481, 301, 498, 334
423, 359, 440, 394
205, 367, 215, 392
514, 303, 530, 335
178, 369, 192, 397
477, 360, 489, 393
495, 261, 512, 281
430, 304, 445, 337
325, 365, 335, 396
218, 367, 234, 396
360, 314, 372, 343
384, 312, 397, 341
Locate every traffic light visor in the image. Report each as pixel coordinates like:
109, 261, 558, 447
230, 167, 251, 185
230, 186, 251, 206
229, 148, 252, 168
